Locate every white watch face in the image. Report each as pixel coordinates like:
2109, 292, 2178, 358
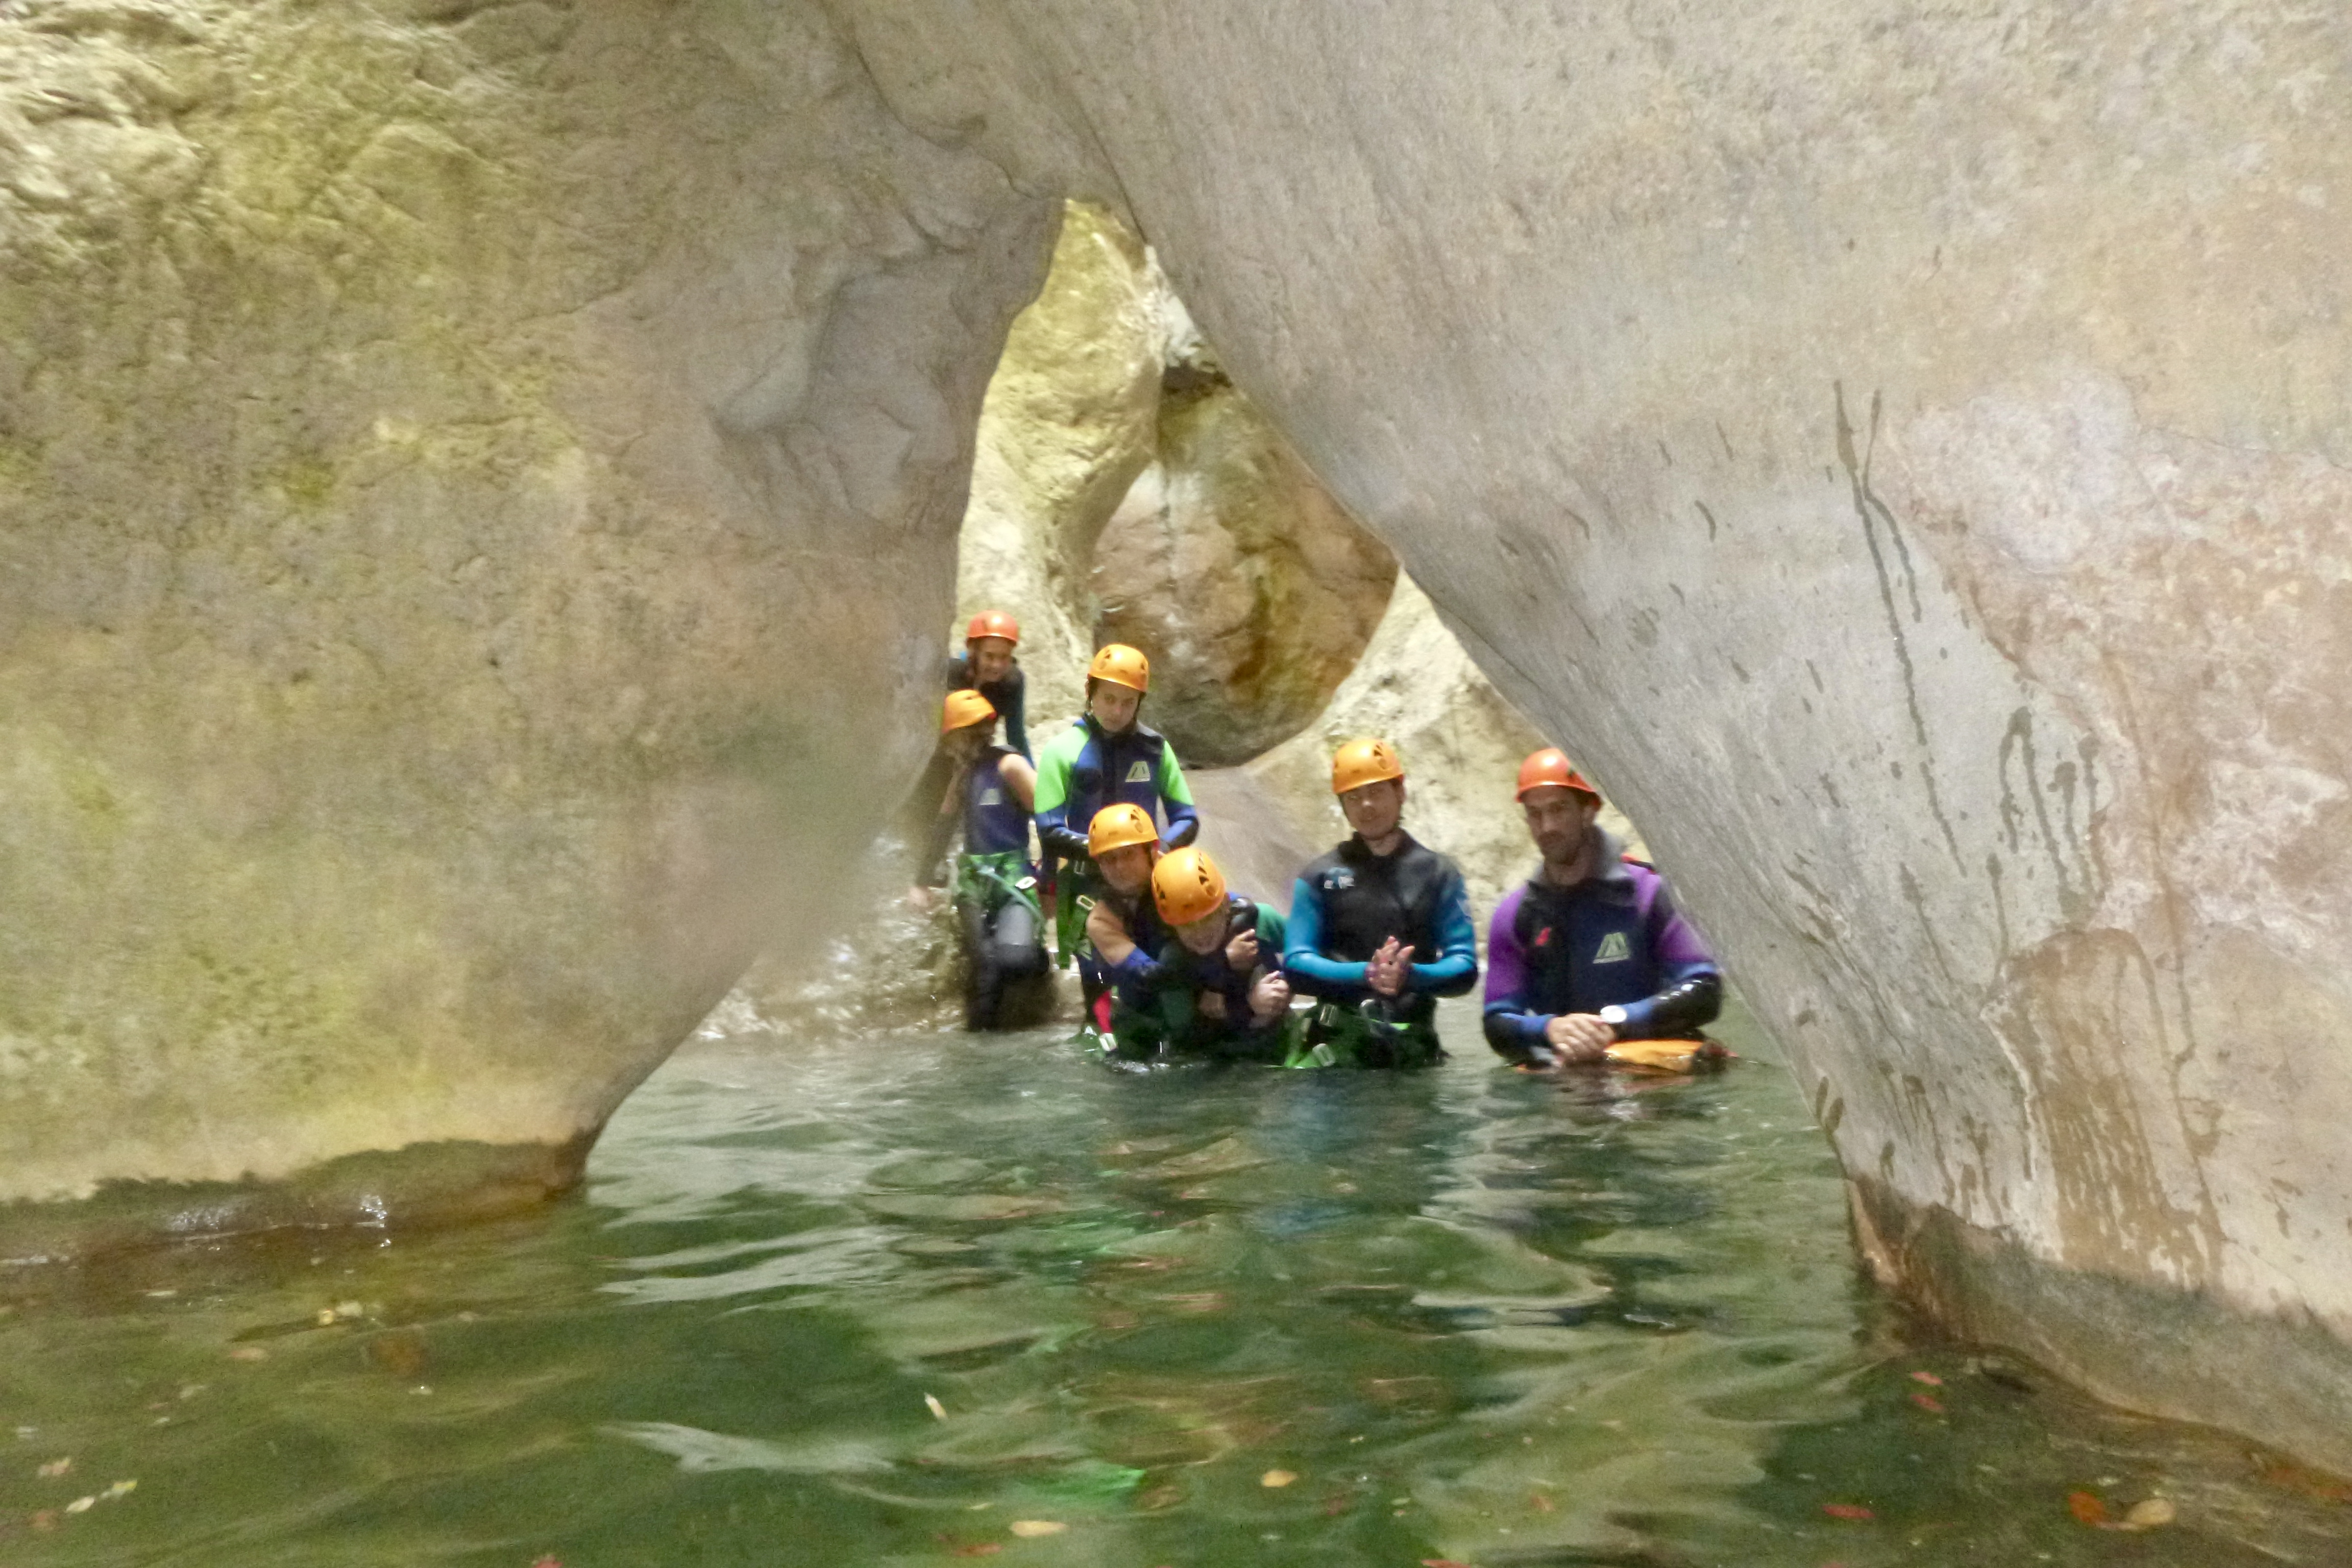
1599, 1006, 1627, 1026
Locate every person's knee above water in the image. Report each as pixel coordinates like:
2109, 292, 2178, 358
1079, 803, 1170, 1048
918, 690, 1046, 1029
1482, 748, 1723, 1068
1147, 846, 1293, 1059
948, 609, 1030, 759
1032, 644, 1201, 970
1282, 739, 1479, 1067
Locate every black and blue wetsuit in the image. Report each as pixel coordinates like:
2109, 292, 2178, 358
1283, 832, 1478, 1066
947, 651, 1028, 760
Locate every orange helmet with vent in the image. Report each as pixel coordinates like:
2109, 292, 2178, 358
965, 609, 1020, 646
1152, 847, 1228, 926
1330, 738, 1405, 796
1515, 747, 1600, 802
941, 690, 996, 733
1086, 644, 1151, 694
1087, 802, 1159, 859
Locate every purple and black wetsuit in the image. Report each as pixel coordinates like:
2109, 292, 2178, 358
1481, 827, 1722, 1063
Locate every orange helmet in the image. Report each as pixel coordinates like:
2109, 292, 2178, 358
1515, 747, 1600, 802
941, 690, 996, 733
1330, 737, 1405, 796
1087, 802, 1159, 859
965, 609, 1020, 646
1152, 846, 1228, 926
1087, 643, 1150, 694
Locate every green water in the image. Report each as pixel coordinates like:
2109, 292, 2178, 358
2, 999, 2345, 1565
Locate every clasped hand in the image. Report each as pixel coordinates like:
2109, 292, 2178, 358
1364, 937, 1415, 998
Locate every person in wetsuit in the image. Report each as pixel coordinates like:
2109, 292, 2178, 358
1079, 803, 1171, 1052
1145, 846, 1293, 1062
947, 609, 1029, 759
914, 690, 1047, 1029
1032, 644, 1200, 999
1482, 748, 1722, 1067
1282, 739, 1478, 1067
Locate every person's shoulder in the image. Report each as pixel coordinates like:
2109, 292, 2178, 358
1402, 835, 1468, 880
1037, 720, 1089, 758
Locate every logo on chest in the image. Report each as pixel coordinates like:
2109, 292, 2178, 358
1324, 867, 1357, 892
979, 789, 1001, 806
1594, 931, 1632, 964
1124, 761, 1153, 783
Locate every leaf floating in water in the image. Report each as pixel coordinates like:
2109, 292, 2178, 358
36, 1457, 70, 1478
1420, 1559, 1475, 1567
1908, 1370, 1943, 1386
29, 1509, 58, 1531
2066, 1489, 2108, 1526
103, 1480, 135, 1499
1821, 1502, 1873, 1521
2123, 1498, 2176, 1529
64, 1496, 94, 1514
1529, 1492, 1555, 1512
923, 1394, 948, 1422
1260, 1469, 1296, 1488
1007, 1520, 1066, 1537
1909, 1392, 1946, 1414
227, 1346, 268, 1362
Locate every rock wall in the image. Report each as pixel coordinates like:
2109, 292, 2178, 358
1240, 574, 1646, 920
836, 0, 2352, 1467
953, 201, 1392, 758
0, 0, 1052, 1226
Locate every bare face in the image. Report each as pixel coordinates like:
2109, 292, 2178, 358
1089, 683, 1142, 733
1097, 842, 1154, 895
968, 636, 1014, 685
1521, 787, 1600, 864
1176, 910, 1227, 954
1338, 777, 1406, 842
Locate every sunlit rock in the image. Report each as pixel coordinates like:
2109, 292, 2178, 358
954, 201, 1390, 754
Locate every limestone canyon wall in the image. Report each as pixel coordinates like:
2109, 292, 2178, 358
0, 0, 1051, 1231
837, 1, 2352, 1465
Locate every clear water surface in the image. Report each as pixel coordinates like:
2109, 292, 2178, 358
3, 1000, 2346, 1566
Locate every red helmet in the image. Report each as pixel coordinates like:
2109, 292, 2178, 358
965, 609, 1020, 646
1515, 747, 1600, 802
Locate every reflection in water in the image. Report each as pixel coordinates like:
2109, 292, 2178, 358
0, 999, 2344, 1564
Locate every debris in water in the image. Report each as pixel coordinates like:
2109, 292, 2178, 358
1909, 1371, 1943, 1386
2123, 1498, 2176, 1529
36, 1457, 70, 1478
1420, 1559, 1475, 1567
29, 1510, 57, 1531
1260, 1469, 1296, 1488
227, 1346, 268, 1362
1822, 1503, 1873, 1521
2066, 1490, 2108, 1526
103, 1480, 136, 1500
1007, 1520, 1066, 1537
1909, 1392, 1946, 1414
64, 1496, 94, 1514
924, 1394, 948, 1422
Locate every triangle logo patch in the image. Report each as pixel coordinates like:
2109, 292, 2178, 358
1124, 761, 1153, 783
1594, 931, 1631, 964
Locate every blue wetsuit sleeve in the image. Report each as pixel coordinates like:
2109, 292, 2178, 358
1281, 875, 1371, 999
1404, 865, 1479, 997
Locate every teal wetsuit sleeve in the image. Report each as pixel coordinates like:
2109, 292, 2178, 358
1404, 864, 1480, 997
1282, 875, 1371, 999
1155, 745, 1199, 849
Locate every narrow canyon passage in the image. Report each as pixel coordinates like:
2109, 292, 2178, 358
4, 1002, 2343, 1566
